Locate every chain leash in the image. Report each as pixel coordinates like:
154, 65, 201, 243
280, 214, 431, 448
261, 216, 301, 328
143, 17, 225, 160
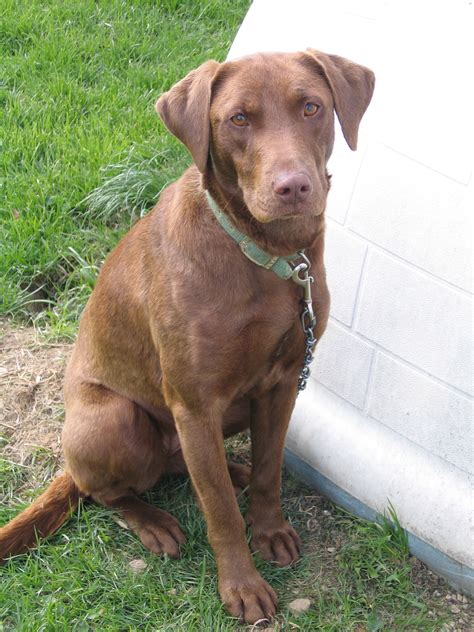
291, 251, 318, 393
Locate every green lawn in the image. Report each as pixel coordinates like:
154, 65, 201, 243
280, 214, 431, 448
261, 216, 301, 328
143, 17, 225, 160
0, 439, 451, 631
0, 2, 467, 630
0, 0, 248, 337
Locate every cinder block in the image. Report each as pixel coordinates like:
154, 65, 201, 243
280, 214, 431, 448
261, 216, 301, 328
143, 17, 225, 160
356, 251, 472, 395
375, 2, 472, 183
325, 221, 367, 326
326, 126, 367, 224
228, 1, 376, 71
312, 319, 374, 409
348, 143, 471, 292
335, 0, 380, 20
368, 353, 474, 474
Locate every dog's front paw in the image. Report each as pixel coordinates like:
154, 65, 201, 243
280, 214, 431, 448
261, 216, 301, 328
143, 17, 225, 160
250, 519, 301, 567
219, 571, 278, 624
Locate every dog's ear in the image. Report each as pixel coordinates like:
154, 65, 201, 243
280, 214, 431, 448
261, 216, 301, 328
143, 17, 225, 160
155, 60, 220, 173
305, 49, 375, 150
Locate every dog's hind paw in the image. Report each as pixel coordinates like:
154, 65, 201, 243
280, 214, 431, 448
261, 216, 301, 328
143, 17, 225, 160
115, 497, 186, 558
227, 461, 251, 496
250, 519, 301, 567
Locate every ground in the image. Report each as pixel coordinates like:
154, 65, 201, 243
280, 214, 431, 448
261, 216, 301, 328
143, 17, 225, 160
0, 320, 472, 631
0, 319, 69, 470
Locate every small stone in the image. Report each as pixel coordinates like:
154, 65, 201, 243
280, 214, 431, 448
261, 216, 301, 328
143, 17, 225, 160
326, 547, 336, 553
288, 598, 312, 616
450, 605, 461, 614
307, 518, 319, 531
433, 590, 442, 598
128, 558, 147, 574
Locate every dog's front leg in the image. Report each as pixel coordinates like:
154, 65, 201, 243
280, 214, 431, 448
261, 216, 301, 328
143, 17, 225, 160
247, 381, 302, 567
170, 401, 278, 624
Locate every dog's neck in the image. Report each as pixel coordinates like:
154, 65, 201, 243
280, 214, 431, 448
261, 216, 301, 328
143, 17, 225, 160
202, 168, 327, 258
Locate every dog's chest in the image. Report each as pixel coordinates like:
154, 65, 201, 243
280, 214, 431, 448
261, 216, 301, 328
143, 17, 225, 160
262, 321, 304, 390
235, 298, 305, 395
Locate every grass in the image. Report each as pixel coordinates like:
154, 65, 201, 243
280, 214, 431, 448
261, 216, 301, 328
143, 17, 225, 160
0, 441, 450, 631
0, 0, 249, 338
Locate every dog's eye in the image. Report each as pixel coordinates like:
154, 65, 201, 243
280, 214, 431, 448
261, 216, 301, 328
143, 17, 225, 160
230, 113, 249, 127
304, 102, 319, 117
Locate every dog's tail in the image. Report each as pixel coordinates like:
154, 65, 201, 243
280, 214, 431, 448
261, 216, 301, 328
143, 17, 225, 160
0, 471, 83, 561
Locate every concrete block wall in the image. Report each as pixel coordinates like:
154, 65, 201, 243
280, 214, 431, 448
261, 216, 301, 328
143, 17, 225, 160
317, 212, 473, 471
229, 0, 473, 591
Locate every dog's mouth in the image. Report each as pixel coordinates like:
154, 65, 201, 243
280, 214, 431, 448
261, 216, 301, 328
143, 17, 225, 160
248, 201, 324, 224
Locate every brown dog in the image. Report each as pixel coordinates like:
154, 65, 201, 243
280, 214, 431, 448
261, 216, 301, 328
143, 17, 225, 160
0, 50, 374, 623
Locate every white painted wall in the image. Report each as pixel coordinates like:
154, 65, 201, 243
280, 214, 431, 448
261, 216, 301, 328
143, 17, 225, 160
228, 0, 473, 581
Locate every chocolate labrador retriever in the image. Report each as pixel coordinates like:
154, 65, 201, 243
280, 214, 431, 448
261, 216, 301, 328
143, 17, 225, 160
0, 49, 374, 623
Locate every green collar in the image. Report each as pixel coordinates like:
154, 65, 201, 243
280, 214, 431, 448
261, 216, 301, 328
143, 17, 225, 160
205, 190, 300, 280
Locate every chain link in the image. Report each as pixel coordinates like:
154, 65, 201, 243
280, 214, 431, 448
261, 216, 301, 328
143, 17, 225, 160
291, 251, 318, 393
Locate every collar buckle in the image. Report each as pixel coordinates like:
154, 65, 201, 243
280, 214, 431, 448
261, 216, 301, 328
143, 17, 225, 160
240, 237, 279, 270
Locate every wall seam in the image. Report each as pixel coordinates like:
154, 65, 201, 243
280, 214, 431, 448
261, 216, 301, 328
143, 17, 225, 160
363, 348, 378, 413
304, 379, 474, 479
321, 316, 473, 401
349, 244, 371, 331
345, 228, 473, 297
380, 142, 472, 186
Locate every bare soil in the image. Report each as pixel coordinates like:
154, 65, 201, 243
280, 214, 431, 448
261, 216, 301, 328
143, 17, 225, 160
0, 319, 70, 471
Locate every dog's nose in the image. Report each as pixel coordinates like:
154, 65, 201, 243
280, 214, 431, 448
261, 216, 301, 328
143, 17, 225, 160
273, 172, 312, 203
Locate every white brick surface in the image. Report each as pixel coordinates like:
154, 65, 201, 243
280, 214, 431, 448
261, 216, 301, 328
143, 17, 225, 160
228, 0, 376, 70
356, 251, 473, 395
348, 144, 472, 292
313, 320, 373, 409
326, 127, 367, 224
374, 2, 472, 184
368, 354, 474, 474
324, 222, 367, 326
289, 382, 474, 570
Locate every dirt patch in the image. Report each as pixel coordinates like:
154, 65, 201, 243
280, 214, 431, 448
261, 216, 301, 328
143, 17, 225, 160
0, 318, 70, 469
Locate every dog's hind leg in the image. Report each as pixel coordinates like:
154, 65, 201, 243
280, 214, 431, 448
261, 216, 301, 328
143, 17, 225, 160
62, 383, 186, 556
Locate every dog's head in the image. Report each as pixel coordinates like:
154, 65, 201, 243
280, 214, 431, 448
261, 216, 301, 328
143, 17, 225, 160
156, 50, 374, 245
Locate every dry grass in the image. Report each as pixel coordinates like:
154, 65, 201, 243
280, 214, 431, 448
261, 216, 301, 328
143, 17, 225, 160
0, 319, 69, 488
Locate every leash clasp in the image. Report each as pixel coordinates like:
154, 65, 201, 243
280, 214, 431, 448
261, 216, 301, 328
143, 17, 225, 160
291, 253, 316, 328
291, 251, 318, 392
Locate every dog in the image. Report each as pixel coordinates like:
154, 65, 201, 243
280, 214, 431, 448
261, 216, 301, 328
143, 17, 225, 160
0, 49, 374, 624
